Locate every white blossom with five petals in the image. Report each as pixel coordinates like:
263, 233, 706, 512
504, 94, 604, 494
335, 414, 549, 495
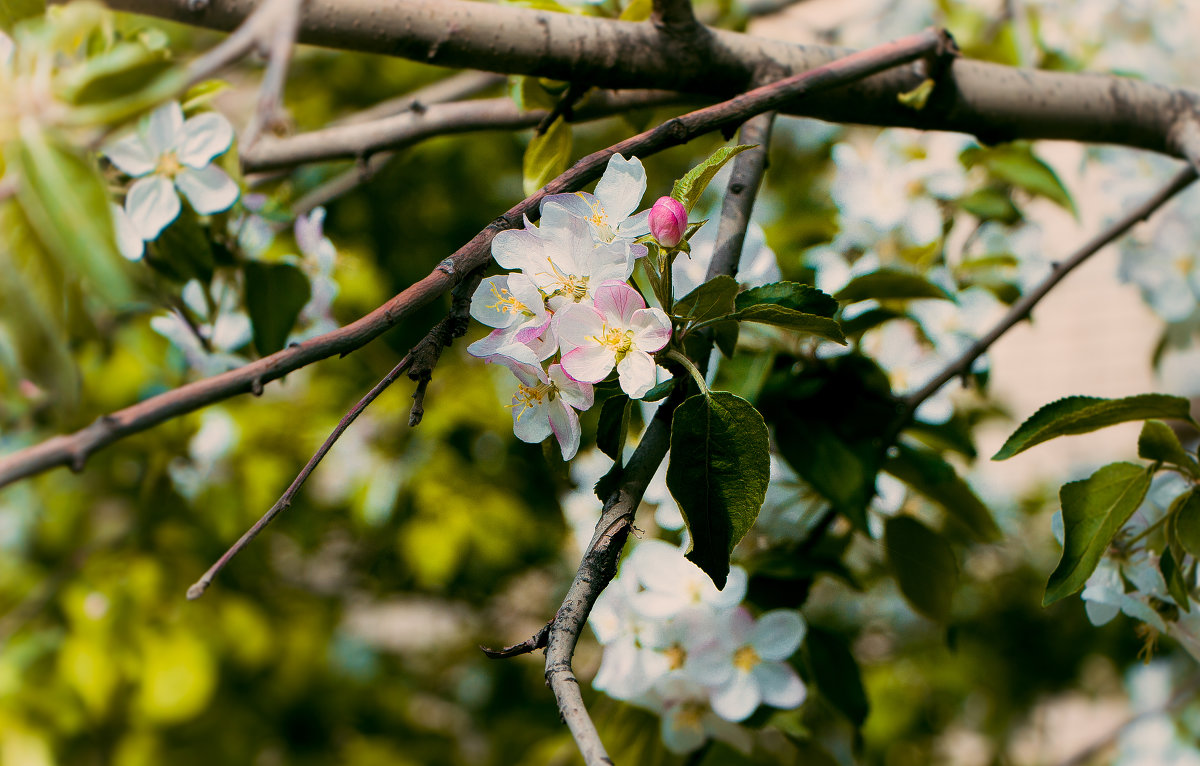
498, 359, 593, 461
104, 101, 239, 241
541, 153, 652, 248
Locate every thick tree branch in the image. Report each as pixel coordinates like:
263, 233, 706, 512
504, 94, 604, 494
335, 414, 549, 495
242, 89, 689, 172
106, 0, 1200, 157
0, 26, 947, 490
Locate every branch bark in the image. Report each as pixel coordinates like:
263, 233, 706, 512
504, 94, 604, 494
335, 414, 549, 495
106, 0, 1200, 157
0, 27, 948, 490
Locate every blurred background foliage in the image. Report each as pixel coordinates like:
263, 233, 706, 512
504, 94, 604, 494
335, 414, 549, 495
2, 1, 1198, 764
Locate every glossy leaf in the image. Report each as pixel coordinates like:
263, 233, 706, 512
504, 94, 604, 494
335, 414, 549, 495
674, 274, 737, 324
885, 442, 1000, 542
670, 144, 754, 213
1044, 462, 1151, 605
1137, 419, 1200, 477
885, 516, 958, 622
995, 394, 1196, 461
595, 394, 631, 462
834, 269, 954, 303
735, 281, 838, 317
666, 392, 770, 588
959, 188, 1022, 224
522, 116, 571, 196
728, 304, 846, 344
244, 261, 311, 356
641, 377, 675, 402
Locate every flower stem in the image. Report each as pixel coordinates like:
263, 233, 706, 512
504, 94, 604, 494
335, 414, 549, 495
664, 349, 708, 397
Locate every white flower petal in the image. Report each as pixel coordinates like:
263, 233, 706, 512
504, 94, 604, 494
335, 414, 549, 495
110, 203, 144, 260
685, 647, 734, 687
175, 165, 239, 215
294, 207, 327, 257
595, 154, 646, 223
751, 610, 806, 661
711, 672, 761, 722
562, 345, 616, 383
471, 276, 523, 329
177, 111, 235, 168
555, 303, 606, 349
144, 101, 184, 157
549, 364, 594, 411
661, 707, 707, 755
126, 175, 181, 240
753, 662, 807, 709
512, 399, 552, 443
617, 350, 656, 399
708, 566, 747, 611
594, 282, 645, 326
103, 133, 157, 177
491, 227, 545, 273
616, 208, 651, 239
548, 400, 581, 460
630, 308, 672, 352
466, 329, 539, 364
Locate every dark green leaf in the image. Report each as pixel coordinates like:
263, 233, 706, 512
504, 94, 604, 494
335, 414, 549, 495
1160, 546, 1191, 613
804, 627, 868, 726
244, 261, 311, 356
735, 281, 838, 317
728, 305, 846, 344
674, 275, 738, 324
885, 516, 958, 622
713, 320, 738, 358
641, 377, 675, 402
962, 143, 1075, 215
11, 131, 133, 306
670, 144, 754, 213
885, 442, 1000, 542
959, 188, 1022, 224
522, 116, 571, 196
1174, 489, 1200, 560
834, 269, 955, 303
840, 307, 906, 339
1138, 420, 1200, 477
1044, 462, 1151, 606
147, 206, 214, 283
994, 394, 1196, 460
666, 392, 770, 588
595, 394, 631, 462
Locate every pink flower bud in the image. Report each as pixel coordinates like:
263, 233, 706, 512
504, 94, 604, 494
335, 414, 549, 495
649, 196, 687, 248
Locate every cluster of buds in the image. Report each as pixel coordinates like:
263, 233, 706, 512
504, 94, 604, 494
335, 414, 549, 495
468, 154, 685, 459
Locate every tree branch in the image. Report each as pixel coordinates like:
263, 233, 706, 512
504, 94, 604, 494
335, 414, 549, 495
706, 111, 775, 282
652, 0, 697, 29
106, 0, 1200, 157
242, 89, 689, 172
240, 0, 304, 148
0, 26, 948, 490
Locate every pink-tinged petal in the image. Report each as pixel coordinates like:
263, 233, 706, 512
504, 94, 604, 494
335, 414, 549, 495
630, 308, 672, 352
710, 672, 761, 722
513, 313, 552, 344
555, 302, 605, 348
548, 400, 581, 460
495, 357, 547, 387
294, 207, 326, 256
511, 400, 552, 443
750, 610, 806, 661
561, 345, 616, 384
617, 208, 652, 239
594, 282, 645, 326
491, 227, 544, 272
549, 364, 594, 411
753, 662, 807, 709
103, 133, 156, 177
594, 153, 646, 222
177, 111, 235, 167
175, 165, 239, 214
125, 175, 180, 240
617, 351, 656, 399
466, 329, 538, 365
144, 101, 184, 156
471, 276, 521, 329
727, 607, 755, 645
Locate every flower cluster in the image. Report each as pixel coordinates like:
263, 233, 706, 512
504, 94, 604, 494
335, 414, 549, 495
468, 154, 672, 460
590, 539, 807, 754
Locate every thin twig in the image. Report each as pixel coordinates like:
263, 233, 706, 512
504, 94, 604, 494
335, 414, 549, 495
535, 82, 592, 136
481, 620, 553, 659
904, 163, 1197, 413
338, 72, 506, 126
241, 0, 305, 149
0, 26, 949, 490
184, 0, 296, 88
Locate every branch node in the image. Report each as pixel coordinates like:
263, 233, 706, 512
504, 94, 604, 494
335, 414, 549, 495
481, 620, 552, 659
69, 451, 87, 473
251, 377, 265, 396
436, 257, 457, 275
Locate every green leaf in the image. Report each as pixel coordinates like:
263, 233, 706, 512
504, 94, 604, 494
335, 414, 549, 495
1138, 420, 1200, 477
0, 0, 42, 33
147, 206, 215, 283
11, 130, 133, 306
595, 394, 631, 462
641, 377, 675, 402
670, 144, 754, 213
839, 307, 906, 339
962, 143, 1076, 215
509, 75, 557, 112
804, 627, 869, 726
181, 79, 231, 111
522, 116, 572, 196
728, 305, 846, 344
735, 281, 837, 317
674, 275, 738, 324
834, 269, 954, 303
712, 320, 738, 358
1160, 546, 1191, 613
666, 392, 770, 588
993, 394, 1196, 461
885, 516, 958, 622
1044, 462, 1151, 606
1174, 489, 1200, 560
897, 78, 935, 110
959, 188, 1022, 224
885, 442, 1000, 542
57, 40, 172, 105
617, 0, 652, 20
244, 261, 311, 356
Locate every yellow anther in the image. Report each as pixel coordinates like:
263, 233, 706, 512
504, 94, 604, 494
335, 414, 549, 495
507, 381, 555, 421
487, 284, 531, 316
732, 645, 760, 672
665, 643, 687, 670
156, 151, 184, 178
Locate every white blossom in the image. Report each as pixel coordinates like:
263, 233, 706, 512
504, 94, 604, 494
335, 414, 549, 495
541, 153, 651, 248
498, 359, 593, 461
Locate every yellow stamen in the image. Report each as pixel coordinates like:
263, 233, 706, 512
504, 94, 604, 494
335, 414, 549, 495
156, 151, 184, 178
508, 380, 555, 421
539, 260, 591, 302
487, 284, 533, 316
733, 645, 760, 672
577, 192, 615, 242
665, 643, 687, 670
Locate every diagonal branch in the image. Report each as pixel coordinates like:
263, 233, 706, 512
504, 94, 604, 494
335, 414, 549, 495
0, 26, 949, 490
107, 0, 1200, 158
706, 111, 775, 282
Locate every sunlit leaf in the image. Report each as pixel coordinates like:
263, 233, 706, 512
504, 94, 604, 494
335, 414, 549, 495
522, 116, 572, 196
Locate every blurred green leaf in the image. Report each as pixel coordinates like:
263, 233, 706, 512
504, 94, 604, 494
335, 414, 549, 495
522, 116, 572, 196
618, 0, 653, 21
886, 515, 958, 622
244, 261, 311, 355
885, 442, 1000, 542
994, 394, 1196, 460
596, 394, 631, 462
57, 39, 172, 104
1173, 488, 1200, 560
835, 268, 954, 303
962, 142, 1076, 215
1137, 419, 1200, 477
1160, 546, 1191, 613
0, 0, 42, 33
1044, 462, 1151, 606
959, 188, 1022, 224
667, 391, 770, 588
804, 626, 869, 726
147, 205, 214, 283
